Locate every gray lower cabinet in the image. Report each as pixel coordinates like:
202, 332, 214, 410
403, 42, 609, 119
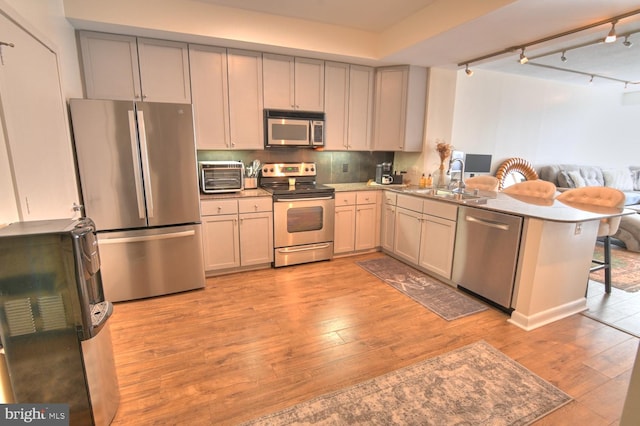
388, 193, 457, 281
201, 197, 273, 274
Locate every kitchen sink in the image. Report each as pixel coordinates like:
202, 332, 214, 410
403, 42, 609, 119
403, 188, 488, 204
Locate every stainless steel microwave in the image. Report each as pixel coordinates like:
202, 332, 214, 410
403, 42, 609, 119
199, 161, 244, 193
264, 109, 324, 148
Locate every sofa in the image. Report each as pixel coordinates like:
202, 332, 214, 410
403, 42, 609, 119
538, 164, 640, 252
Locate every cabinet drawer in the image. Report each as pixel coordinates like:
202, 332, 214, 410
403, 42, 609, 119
335, 192, 357, 206
383, 191, 397, 206
356, 191, 376, 205
201, 199, 238, 216
422, 199, 457, 221
396, 194, 422, 213
238, 197, 272, 213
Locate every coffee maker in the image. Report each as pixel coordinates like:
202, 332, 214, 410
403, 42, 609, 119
375, 162, 393, 184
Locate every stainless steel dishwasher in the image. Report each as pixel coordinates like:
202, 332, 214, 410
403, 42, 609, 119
452, 206, 523, 311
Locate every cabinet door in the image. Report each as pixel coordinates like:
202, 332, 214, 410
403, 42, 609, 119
239, 211, 273, 266
394, 207, 422, 265
294, 57, 324, 111
1, 13, 78, 221
419, 216, 456, 280
347, 65, 374, 150
79, 31, 142, 101
372, 67, 407, 151
137, 38, 191, 103
355, 203, 376, 251
189, 45, 230, 149
381, 204, 396, 252
263, 53, 295, 109
202, 215, 240, 271
334, 205, 356, 254
227, 49, 264, 150
323, 62, 349, 150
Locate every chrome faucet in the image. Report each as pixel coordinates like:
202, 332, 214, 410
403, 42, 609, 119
448, 158, 466, 192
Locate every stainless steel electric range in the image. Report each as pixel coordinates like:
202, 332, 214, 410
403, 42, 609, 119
260, 162, 335, 267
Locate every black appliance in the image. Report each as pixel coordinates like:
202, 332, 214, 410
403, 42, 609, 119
0, 218, 119, 425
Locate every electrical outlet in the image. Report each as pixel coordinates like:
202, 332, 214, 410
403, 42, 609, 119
342, 163, 349, 172
575, 223, 582, 235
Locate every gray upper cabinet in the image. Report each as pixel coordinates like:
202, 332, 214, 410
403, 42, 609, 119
324, 62, 374, 151
263, 53, 324, 111
372, 65, 427, 152
189, 45, 264, 150
79, 31, 191, 103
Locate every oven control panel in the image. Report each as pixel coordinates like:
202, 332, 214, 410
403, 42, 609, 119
261, 162, 317, 178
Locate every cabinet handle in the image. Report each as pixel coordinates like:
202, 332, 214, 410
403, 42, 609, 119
254, 205, 258, 211
217, 206, 222, 213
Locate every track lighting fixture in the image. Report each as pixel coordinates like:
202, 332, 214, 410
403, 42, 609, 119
560, 51, 567, 62
457, 8, 640, 70
464, 64, 473, 76
518, 48, 528, 64
605, 20, 617, 43
589, 75, 594, 85
623, 35, 633, 47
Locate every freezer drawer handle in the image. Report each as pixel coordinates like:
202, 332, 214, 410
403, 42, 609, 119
465, 215, 510, 231
277, 243, 331, 253
137, 110, 154, 218
99, 230, 196, 245
128, 110, 146, 219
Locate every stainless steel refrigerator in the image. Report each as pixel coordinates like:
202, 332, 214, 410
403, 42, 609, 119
0, 218, 119, 425
69, 99, 205, 302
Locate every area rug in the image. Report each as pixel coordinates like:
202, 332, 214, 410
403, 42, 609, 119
242, 340, 572, 425
590, 244, 640, 292
356, 256, 487, 320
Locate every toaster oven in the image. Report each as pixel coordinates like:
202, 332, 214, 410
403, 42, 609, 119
199, 161, 244, 193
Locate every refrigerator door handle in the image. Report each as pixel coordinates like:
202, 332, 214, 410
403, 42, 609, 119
99, 230, 196, 245
128, 110, 146, 220
136, 109, 154, 218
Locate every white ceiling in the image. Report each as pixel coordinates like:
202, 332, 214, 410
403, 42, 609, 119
197, 0, 640, 90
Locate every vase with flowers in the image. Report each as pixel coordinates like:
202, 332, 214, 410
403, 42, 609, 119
434, 140, 453, 188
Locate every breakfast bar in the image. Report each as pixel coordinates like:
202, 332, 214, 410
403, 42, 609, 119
378, 187, 634, 331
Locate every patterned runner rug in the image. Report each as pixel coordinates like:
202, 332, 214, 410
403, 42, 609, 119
242, 341, 572, 425
591, 244, 640, 292
357, 256, 487, 320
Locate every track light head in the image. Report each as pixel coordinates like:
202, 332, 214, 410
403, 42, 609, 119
623, 35, 633, 47
518, 48, 528, 64
464, 64, 474, 76
605, 21, 617, 43
560, 51, 567, 62
589, 75, 594, 85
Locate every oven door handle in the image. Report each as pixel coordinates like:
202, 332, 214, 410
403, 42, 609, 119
274, 196, 334, 202
277, 243, 332, 253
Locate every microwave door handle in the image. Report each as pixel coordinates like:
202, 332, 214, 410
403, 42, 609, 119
128, 110, 146, 219
137, 110, 154, 218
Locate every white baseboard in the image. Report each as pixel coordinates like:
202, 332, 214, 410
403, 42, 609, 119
508, 298, 587, 331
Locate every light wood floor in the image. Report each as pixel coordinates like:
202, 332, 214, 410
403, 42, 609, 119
108, 252, 639, 425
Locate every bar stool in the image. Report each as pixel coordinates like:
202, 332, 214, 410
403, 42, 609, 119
465, 175, 499, 192
502, 179, 557, 199
556, 186, 626, 293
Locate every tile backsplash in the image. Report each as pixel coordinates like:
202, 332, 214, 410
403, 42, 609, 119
197, 150, 395, 184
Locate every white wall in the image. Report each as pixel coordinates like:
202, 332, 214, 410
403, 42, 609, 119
451, 70, 640, 172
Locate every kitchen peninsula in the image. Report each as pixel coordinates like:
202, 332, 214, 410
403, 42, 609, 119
330, 183, 633, 331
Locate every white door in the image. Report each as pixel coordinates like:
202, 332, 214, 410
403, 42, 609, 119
0, 12, 79, 222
